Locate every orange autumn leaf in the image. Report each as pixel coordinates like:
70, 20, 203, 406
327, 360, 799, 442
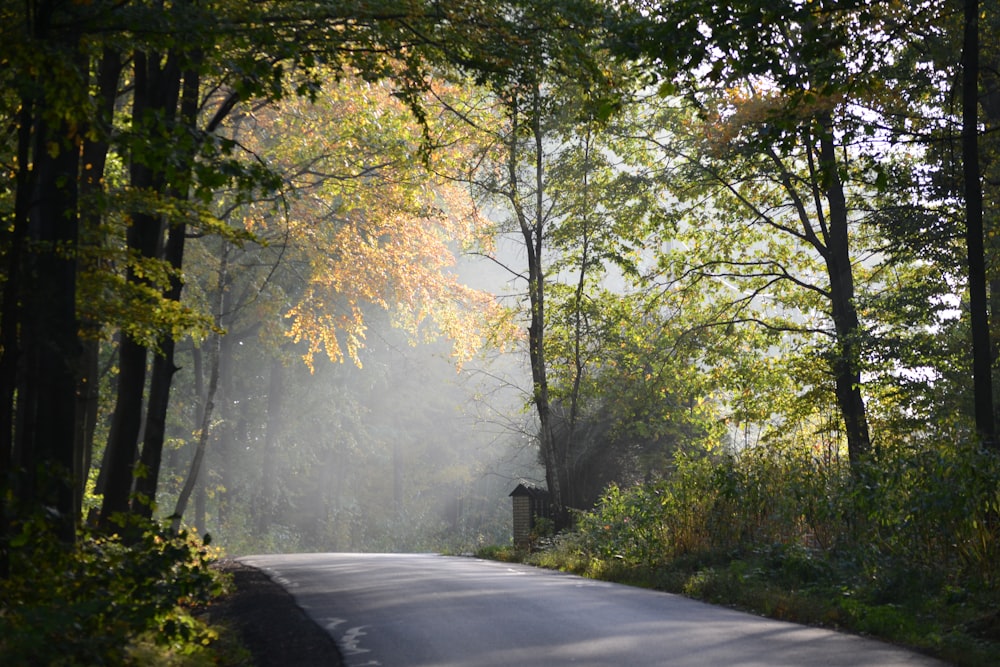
234, 67, 515, 370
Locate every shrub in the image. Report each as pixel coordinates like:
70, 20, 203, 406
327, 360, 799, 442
0, 518, 226, 666
531, 439, 1000, 664
854, 444, 1000, 594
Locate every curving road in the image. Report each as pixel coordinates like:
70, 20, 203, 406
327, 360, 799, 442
239, 553, 947, 667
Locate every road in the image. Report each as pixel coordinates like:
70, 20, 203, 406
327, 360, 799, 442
239, 553, 947, 667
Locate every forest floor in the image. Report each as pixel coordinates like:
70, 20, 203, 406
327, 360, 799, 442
206, 560, 346, 667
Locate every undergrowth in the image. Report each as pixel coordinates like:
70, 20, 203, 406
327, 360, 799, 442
0, 517, 233, 666
482, 442, 1000, 667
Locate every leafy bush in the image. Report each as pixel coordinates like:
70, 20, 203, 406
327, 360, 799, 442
0, 518, 226, 666
855, 444, 1000, 593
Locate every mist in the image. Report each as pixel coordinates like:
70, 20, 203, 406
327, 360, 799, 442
148, 246, 538, 556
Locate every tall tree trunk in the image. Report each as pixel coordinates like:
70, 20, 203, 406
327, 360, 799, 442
77, 48, 123, 516
982, 29, 1000, 433
133, 63, 201, 518
11, 6, 87, 543
818, 128, 872, 466
20, 113, 83, 543
99, 49, 182, 525
963, 0, 995, 446
983, 76, 1000, 426
0, 72, 37, 576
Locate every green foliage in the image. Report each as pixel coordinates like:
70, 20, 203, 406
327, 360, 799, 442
0, 519, 226, 666
571, 445, 851, 565
854, 444, 1000, 592
6, 6, 1000, 666
474, 544, 524, 563
532, 441, 1000, 665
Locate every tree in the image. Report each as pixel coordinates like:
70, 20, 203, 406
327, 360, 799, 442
463, 3, 667, 520
2, 0, 94, 546
0, 0, 608, 555
611, 0, 967, 467
961, 0, 994, 444
159, 68, 512, 531
99, 7, 205, 526
852, 0, 1000, 449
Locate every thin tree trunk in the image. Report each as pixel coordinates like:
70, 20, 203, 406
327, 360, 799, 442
213, 296, 236, 532
818, 123, 871, 467
514, 85, 568, 526
132, 226, 183, 518
173, 376, 218, 534
563, 125, 595, 509
256, 357, 285, 533
191, 346, 207, 534
172, 247, 229, 532
393, 439, 404, 516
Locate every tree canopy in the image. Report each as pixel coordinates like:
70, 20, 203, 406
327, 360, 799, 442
1, 1, 999, 661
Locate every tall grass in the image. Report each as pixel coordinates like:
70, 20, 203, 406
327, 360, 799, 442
527, 441, 1000, 665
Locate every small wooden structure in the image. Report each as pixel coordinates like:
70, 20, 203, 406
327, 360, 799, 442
509, 482, 552, 548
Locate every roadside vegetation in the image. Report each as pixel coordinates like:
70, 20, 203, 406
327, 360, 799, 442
4, 0, 1000, 662
479, 442, 1000, 666
472, 4, 1000, 667
0, 517, 237, 666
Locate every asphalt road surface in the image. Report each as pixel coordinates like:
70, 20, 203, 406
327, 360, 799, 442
239, 553, 947, 667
